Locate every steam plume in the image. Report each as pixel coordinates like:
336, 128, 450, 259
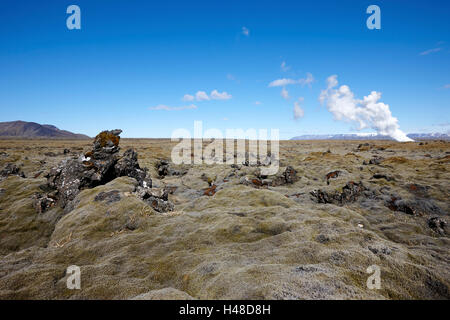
319, 75, 413, 142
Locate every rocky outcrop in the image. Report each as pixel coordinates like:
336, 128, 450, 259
0, 163, 25, 180
35, 130, 170, 213
32, 193, 56, 214
44, 130, 124, 208
311, 181, 368, 205
135, 186, 174, 212
270, 166, 299, 186
156, 159, 186, 178
385, 197, 444, 217
114, 149, 151, 188
325, 170, 341, 185
428, 217, 447, 235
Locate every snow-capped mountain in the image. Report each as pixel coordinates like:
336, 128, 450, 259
290, 133, 450, 141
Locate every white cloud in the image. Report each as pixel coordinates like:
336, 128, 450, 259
181, 90, 233, 102
319, 75, 412, 142
269, 78, 298, 87
242, 26, 249, 36
269, 73, 314, 87
182, 94, 194, 102
210, 89, 232, 100
195, 91, 210, 101
281, 61, 290, 72
419, 47, 442, 56
149, 104, 197, 111
281, 87, 290, 100
293, 98, 305, 120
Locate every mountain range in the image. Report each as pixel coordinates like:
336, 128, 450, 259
290, 133, 450, 141
1, 121, 448, 141
0, 121, 90, 139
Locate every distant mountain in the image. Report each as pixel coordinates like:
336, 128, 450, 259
0, 121, 90, 139
290, 133, 450, 141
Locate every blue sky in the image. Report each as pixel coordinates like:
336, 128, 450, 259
0, 0, 449, 138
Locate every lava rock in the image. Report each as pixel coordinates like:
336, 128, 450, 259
1, 163, 25, 179
32, 193, 56, 214
427, 217, 447, 235
363, 156, 384, 165
316, 234, 330, 243
271, 166, 298, 186
135, 187, 174, 213
386, 197, 444, 216
203, 185, 217, 196
326, 170, 341, 185
156, 160, 170, 177
114, 149, 150, 187
311, 181, 367, 205
41, 129, 152, 211
156, 159, 186, 178
94, 190, 121, 204
92, 129, 122, 159
368, 246, 392, 255
372, 174, 394, 181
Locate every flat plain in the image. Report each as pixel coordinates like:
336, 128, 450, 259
0, 138, 449, 299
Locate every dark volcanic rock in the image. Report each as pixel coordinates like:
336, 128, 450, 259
385, 197, 444, 217
326, 170, 341, 185
32, 193, 56, 213
92, 129, 122, 159
283, 166, 298, 184
428, 217, 447, 235
46, 156, 115, 208
115, 149, 151, 188
372, 174, 394, 181
203, 185, 217, 196
39, 129, 155, 212
156, 160, 170, 177
271, 166, 298, 186
363, 156, 384, 165
135, 187, 174, 212
1, 163, 25, 179
316, 234, 330, 243
156, 159, 186, 178
311, 181, 368, 205
94, 190, 121, 204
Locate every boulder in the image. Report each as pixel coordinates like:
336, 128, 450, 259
39, 129, 154, 211
428, 217, 447, 235
92, 129, 122, 159
311, 181, 368, 205
135, 187, 174, 213
32, 193, 56, 214
326, 170, 341, 185
271, 166, 299, 186
385, 197, 444, 217
114, 149, 151, 188
0, 163, 25, 179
